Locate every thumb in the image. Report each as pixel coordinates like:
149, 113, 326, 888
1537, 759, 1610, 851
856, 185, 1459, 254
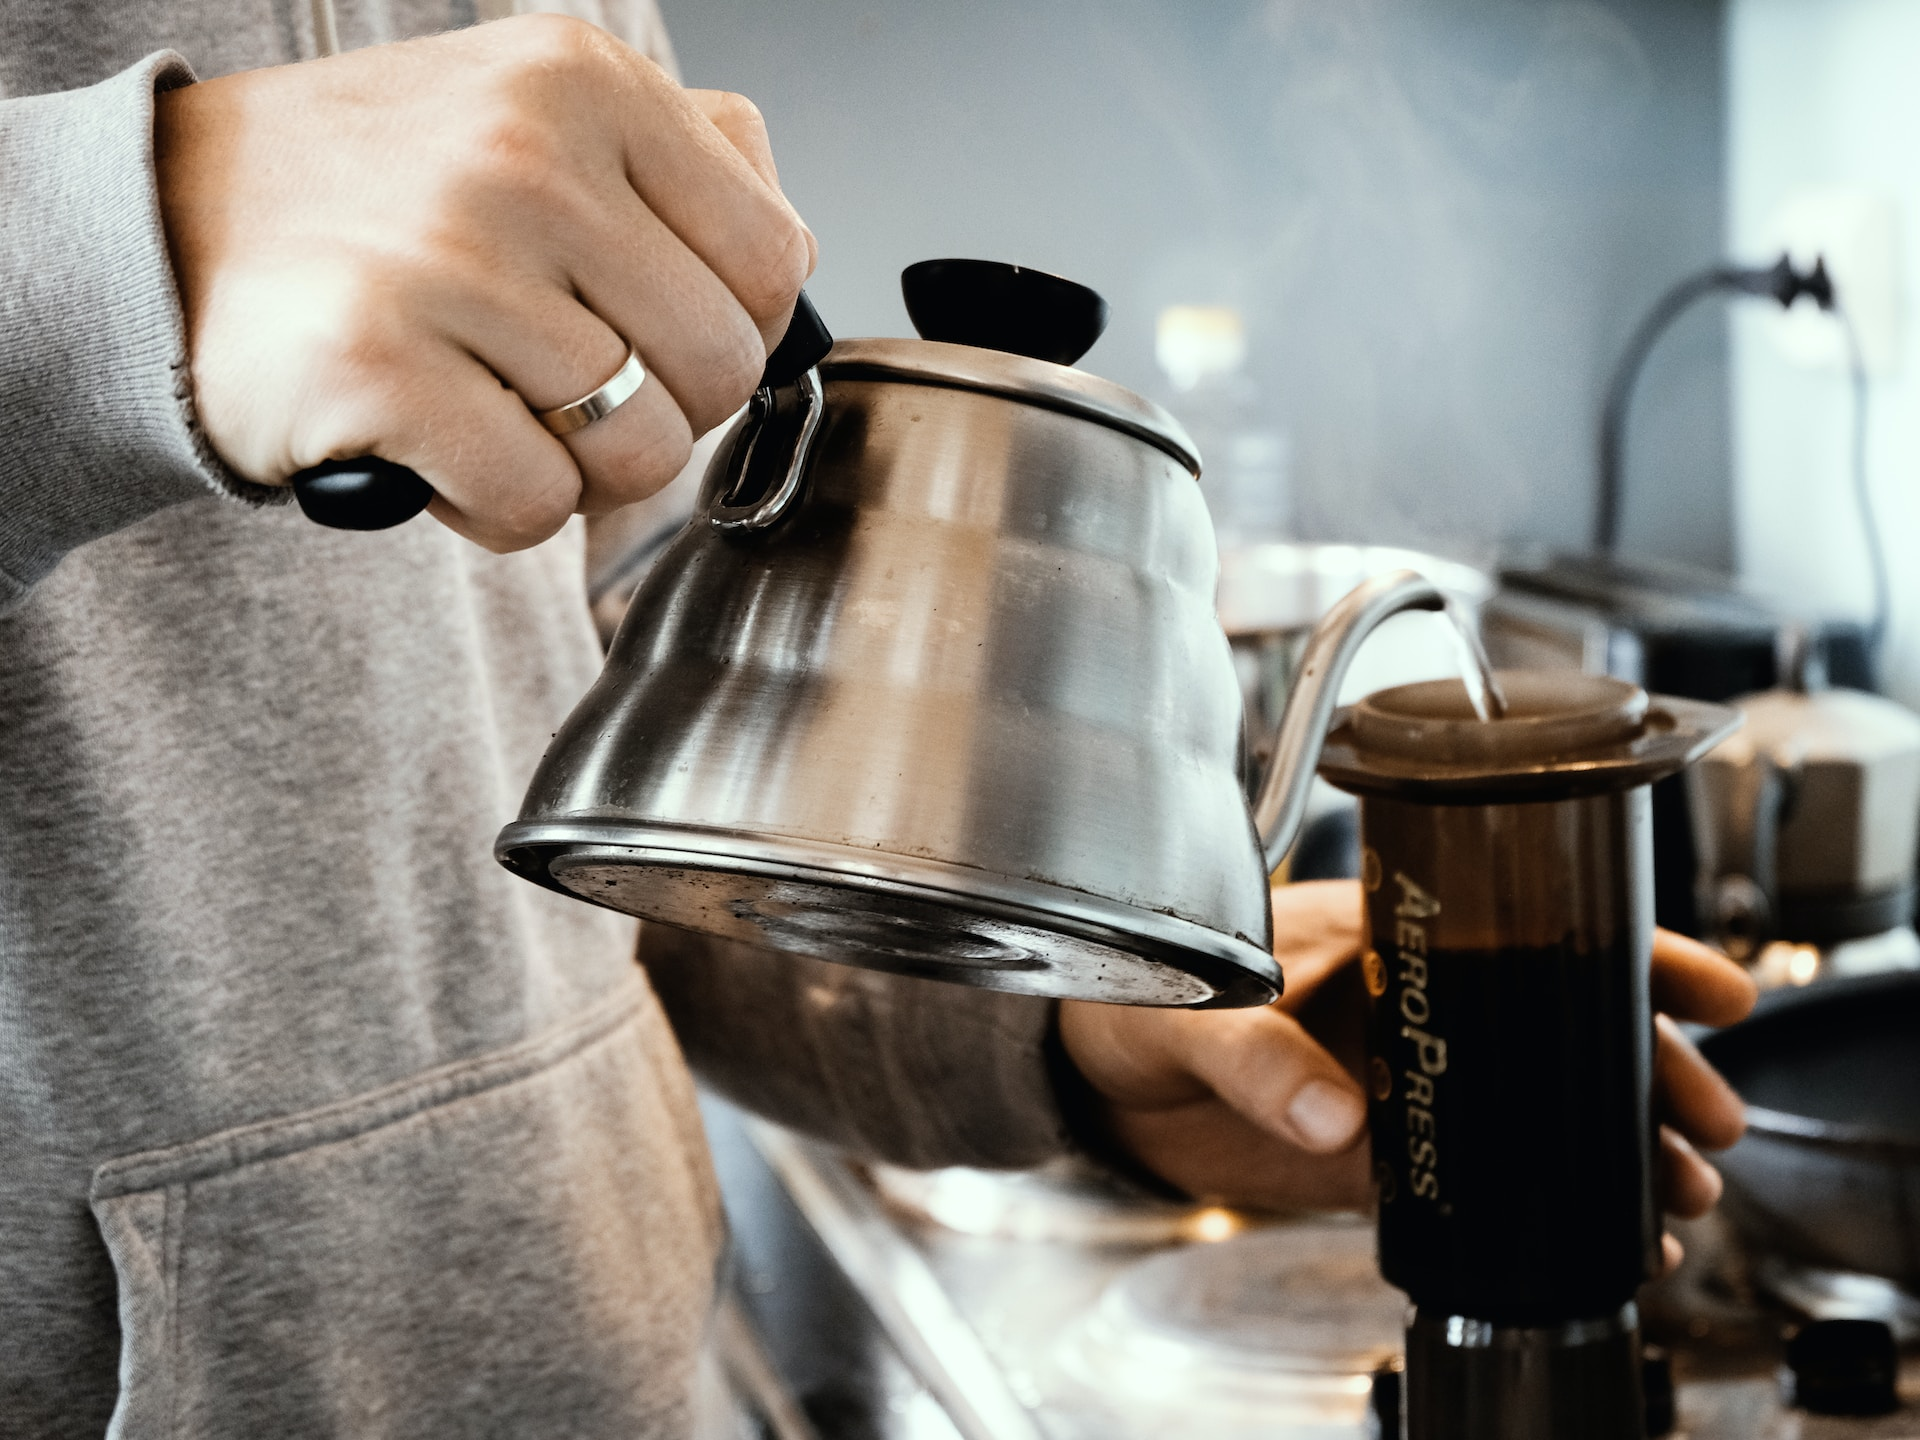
1184, 1005, 1370, 1154
1060, 1002, 1368, 1155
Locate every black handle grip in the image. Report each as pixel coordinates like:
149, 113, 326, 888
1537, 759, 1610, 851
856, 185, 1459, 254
291, 290, 833, 532
900, 259, 1108, 366
762, 291, 833, 389
291, 456, 435, 530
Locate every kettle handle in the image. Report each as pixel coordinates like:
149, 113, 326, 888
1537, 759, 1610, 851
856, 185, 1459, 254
1251, 570, 1448, 875
289, 293, 832, 532
709, 367, 827, 533
289, 456, 435, 531
709, 293, 836, 533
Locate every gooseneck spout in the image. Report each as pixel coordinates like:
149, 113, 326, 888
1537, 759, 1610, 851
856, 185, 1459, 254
1252, 569, 1449, 874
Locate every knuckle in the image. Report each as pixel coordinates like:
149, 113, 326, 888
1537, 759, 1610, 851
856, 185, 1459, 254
496, 11, 607, 74
456, 17, 608, 188
594, 411, 694, 508
438, 421, 581, 552
632, 411, 695, 493
732, 211, 813, 321
459, 104, 566, 205
482, 472, 579, 551
708, 90, 769, 135
693, 321, 769, 427
307, 263, 414, 389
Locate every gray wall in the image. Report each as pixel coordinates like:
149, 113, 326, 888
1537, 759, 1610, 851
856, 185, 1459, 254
664, 0, 1730, 568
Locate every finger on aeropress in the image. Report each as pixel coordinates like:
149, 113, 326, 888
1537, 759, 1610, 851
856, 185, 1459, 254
1651, 928, 1757, 1027
1659, 1124, 1724, 1220
1660, 1232, 1685, 1275
1654, 1014, 1747, 1151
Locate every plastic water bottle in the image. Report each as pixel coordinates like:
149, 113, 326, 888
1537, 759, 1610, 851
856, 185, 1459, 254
1155, 306, 1292, 550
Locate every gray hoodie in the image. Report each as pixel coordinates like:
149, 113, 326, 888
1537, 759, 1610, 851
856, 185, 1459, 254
0, 5, 1070, 1436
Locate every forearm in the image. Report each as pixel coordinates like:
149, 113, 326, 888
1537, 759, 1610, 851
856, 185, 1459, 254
641, 924, 1076, 1171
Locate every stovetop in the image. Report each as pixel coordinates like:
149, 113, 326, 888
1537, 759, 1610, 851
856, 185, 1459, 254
702, 1095, 1920, 1440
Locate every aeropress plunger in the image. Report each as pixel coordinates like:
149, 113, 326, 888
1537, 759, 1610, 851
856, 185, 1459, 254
1319, 671, 1737, 1440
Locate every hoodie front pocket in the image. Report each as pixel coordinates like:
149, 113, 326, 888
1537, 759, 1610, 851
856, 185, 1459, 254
91, 981, 722, 1440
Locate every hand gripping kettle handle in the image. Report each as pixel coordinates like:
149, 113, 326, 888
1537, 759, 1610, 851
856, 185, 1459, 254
1250, 569, 1449, 875
758, 291, 834, 389
290, 293, 833, 531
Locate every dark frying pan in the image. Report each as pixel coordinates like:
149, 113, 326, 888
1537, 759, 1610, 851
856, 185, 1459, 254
1699, 968, 1920, 1289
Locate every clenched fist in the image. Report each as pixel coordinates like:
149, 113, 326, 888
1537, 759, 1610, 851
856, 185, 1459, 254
155, 14, 815, 550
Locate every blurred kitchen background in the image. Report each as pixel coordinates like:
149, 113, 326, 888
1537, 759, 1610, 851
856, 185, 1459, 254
646, 5, 1920, 1436
663, 0, 1917, 707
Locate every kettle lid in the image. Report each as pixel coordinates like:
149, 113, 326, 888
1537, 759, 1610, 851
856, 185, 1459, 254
821, 259, 1201, 476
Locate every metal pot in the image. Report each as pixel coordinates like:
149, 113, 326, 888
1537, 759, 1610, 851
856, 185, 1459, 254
1700, 969, 1920, 1289
496, 262, 1449, 1008
1688, 677, 1920, 976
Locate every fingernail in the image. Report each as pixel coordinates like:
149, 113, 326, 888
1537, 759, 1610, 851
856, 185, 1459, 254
1699, 1160, 1724, 1208
1660, 1233, 1685, 1274
1288, 1079, 1366, 1151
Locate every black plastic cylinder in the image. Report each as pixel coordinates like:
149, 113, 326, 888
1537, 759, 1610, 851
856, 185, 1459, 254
1359, 786, 1661, 1327
1361, 787, 1660, 1440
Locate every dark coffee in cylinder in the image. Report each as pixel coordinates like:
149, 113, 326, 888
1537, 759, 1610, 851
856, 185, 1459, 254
1359, 790, 1659, 1323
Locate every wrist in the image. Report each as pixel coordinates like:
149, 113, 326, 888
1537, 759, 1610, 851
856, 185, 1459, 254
1043, 1007, 1193, 1201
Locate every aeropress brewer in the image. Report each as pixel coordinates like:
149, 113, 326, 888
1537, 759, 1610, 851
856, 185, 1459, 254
1320, 672, 1737, 1440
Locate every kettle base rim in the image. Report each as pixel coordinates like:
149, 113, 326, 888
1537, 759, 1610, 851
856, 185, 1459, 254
496, 819, 1281, 1009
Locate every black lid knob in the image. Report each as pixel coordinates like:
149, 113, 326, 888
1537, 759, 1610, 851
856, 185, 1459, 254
1785, 1318, 1899, 1416
901, 259, 1108, 366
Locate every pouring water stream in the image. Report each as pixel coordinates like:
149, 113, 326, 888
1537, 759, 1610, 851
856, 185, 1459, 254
1444, 599, 1509, 721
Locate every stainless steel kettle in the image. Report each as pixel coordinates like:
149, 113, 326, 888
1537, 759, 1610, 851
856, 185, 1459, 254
497, 262, 1448, 1007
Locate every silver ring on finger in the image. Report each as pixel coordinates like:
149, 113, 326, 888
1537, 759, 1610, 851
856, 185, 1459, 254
535, 346, 647, 436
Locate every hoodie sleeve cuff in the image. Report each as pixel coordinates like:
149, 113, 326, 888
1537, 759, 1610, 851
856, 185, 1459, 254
0, 50, 274, 608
